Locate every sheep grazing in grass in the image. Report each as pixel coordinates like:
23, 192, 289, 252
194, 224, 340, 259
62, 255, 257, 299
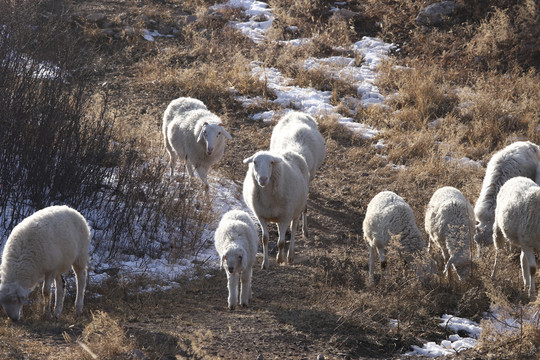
270, 111, 326, 238
425, 187, 475, 281
243, 150, 309, 269
491, 177, 540, 298
474, 141, 540, 248
214, 210, 259, 310
0, 205, 90, 321
163, 96, 232, 191
363, 191, 426, 282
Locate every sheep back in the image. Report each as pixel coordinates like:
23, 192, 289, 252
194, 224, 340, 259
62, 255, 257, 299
243, 150, 309, 224
0, 205, 90, 289
162, 97, 207, 151
270, 111, 326, 181
363, 191, 425, 253
425, 186, 474, 278
214, 210, 258, 267
167, 108, 226, 169
493, 177, 540, 251
474, 141, 540, 245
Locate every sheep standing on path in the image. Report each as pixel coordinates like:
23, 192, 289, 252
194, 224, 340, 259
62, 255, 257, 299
491, 177, 540, 298
163, 97, 232, 191
243, 150, 309, 269
214, 210, 259, 310
474, 141, 540, 248
270, 111, 326, 237
0, 205, 91, 321
363, 191, 426, 282
425, 187, 475, 281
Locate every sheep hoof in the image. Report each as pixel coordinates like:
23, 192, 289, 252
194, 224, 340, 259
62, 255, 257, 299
228, 304, 236, 310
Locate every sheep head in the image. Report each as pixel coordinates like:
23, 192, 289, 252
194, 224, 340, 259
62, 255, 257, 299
0, 282, 29, 321
222, 248, 247, 274
197, 122, 232, 156
243, 151, 282, 187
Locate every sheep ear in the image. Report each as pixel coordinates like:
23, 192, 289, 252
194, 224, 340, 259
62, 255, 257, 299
197, 123, 208, 143
271, 156, 283, 164
243, 155, 255, 164
16, 286, 29, 305
220, 126, 232, 140
221, 255, 226, 269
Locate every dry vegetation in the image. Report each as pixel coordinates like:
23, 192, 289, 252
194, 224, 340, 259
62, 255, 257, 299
1, 0, 540, 359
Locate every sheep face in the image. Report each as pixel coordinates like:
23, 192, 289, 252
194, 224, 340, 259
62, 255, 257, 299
197, 123, 232, 156
474, 220, 492, 247
243, 152, 283, 187
222, 248, 247, 275
0, 283, 29, 321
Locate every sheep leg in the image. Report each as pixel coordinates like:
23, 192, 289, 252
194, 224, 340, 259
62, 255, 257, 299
378, 247, 387, 280
194, 166, 210, 192
521, 248, 537, 298
168, 150, 178, 177
368, 244, 375, 283
240, 267, 252, 307
276, 221, 289, 265
227, 272, 239, 310
260, 220, 270, 269
184, 156, 195, 177
287, 218, 299, 264
53, 274, 65, 318
491, 223, 505, 279
42, 274, 54, 319
73, 263, 87, 317
301, 206, 308, 238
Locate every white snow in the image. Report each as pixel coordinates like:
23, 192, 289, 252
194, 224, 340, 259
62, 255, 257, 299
406, 315, 481, 357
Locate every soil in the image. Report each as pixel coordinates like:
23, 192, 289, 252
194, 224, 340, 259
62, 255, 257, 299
1, 0, 480, 359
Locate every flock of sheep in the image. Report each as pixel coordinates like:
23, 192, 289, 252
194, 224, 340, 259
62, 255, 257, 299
1, 96, 539, 319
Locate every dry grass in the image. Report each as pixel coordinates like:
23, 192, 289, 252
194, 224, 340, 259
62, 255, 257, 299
1, 0, 540, 358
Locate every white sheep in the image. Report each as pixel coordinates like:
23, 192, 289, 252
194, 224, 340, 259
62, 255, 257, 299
270, 111, 326, 237
474, 141, 540, 248
425, 187, 475, 281
0, 205, 90, 321
214, 210, 259, 310
491, 177, 540, 298
363, 191, 426, 282
242, 150, 309, 269
163, 97, 232, 190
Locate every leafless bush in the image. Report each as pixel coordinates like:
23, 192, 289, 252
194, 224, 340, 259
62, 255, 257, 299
0, 1, 211, 263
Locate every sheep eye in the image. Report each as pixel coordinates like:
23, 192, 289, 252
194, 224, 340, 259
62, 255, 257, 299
218, 131, 221, 136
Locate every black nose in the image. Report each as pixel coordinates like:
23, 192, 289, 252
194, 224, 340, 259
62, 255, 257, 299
228, 267, 234, 273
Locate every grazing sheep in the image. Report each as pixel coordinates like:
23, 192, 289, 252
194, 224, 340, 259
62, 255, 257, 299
270, 111, 326, 238
491, 177, 540, 298
163, 96, 232, 190
425, 187, 475, 281
474, 141, 540, 248
0, 205, 90, 321
214, 210, 259, 310
243, 150, 309, 269
363, 191, 426, 282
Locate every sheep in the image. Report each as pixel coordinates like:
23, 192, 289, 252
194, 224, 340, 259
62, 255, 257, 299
270, 111, 326, 238
491, 177, 540, 298
163, 96, 232, 190
0, 205, 90, 321
425, 187, 475, 281
474, 141, 540, 248
214, 210, 259, 310
242, 150, 309, 269
363, 191, 426, 282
